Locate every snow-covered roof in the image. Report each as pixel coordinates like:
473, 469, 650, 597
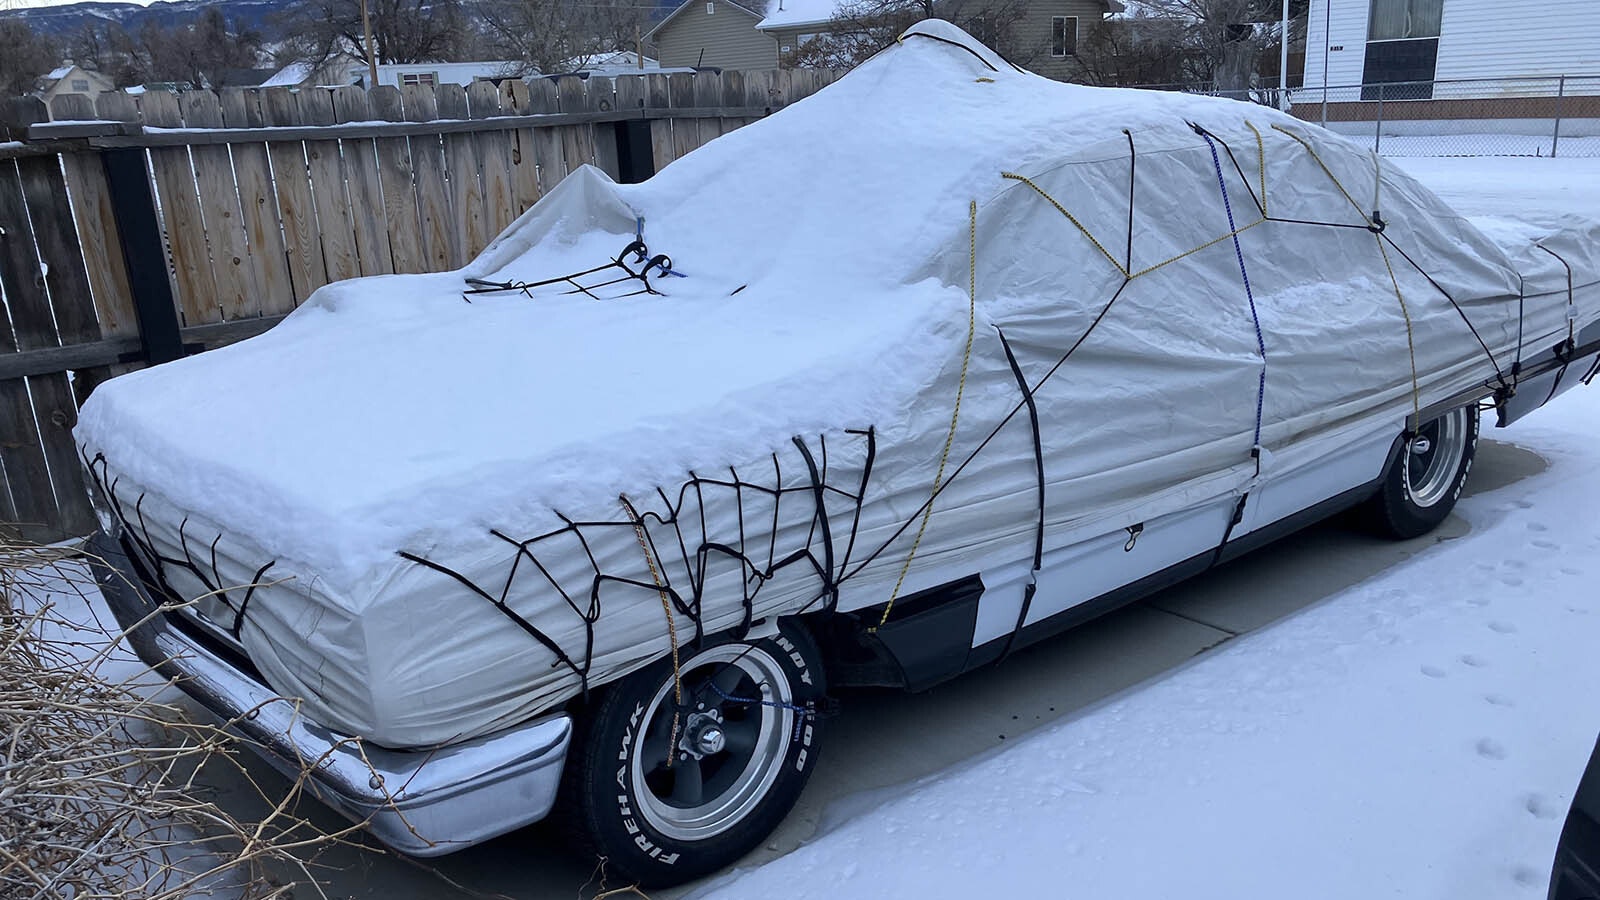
755, 0, 837, 31
261, 61, 313, 87
46, 65, 75, 80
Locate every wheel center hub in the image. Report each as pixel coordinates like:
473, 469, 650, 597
1410, 436, 1433, 455
680, 709, 726, 759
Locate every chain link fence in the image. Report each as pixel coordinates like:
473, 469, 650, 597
1120, 75, 1600, 158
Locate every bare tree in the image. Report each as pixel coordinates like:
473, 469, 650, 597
0, 20, 59, 100
792, 1, 1033, 70
478, 0, 652, 75
276, 0, 472, 69
1074, 10, 1200, 86
81, 10, 263, 89
1127, 0, 1307, 94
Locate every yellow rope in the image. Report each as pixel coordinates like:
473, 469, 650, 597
1001, 172, 1130, 278
1005, 169, 1266, 282
1270, 124, 1371, 223
872, 200, 979, 632
619, 493, 683, 766
1128, 217, 1267, 280
1246, 120, 1268, 216
1375, 238, 1424, 425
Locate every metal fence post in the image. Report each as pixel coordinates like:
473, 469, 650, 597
1552, 74, 1566, 158
1374, 82, 1385, 155
101, 148, 185, 366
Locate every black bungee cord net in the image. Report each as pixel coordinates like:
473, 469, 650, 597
462, 239, 678, 302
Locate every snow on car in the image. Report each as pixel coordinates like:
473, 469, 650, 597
78, 20, 1600, 887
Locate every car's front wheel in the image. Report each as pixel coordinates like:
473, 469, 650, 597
561, 620, 825, 887
1367, 404, 1479, 539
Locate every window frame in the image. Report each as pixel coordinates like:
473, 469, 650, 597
1051, 15, 1079, 58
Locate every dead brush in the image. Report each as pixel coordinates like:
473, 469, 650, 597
0, 537, 361, 899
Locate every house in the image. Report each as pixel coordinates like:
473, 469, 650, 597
647, 0, 780, 70
755, 0, 1123, 81
261, 59, 523, 90
1304, 0, 1600, 97
34, 65, 114, 104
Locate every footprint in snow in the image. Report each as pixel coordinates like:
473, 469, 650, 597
1421, 665, 1447, 679
1484, 693, 1516, 708
1527, 522, 1549, 533
1461, 654, 1491, 668
1531, 539, 1559, 550
1513, 865, 1541, 887
1488, 621, 1518, 634
1525, 794, 1562, 820
1561, 567, 1583, 576
1500, 575, 1525, 587
1477, 738, 1509, 761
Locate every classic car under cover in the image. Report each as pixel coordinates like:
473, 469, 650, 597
76, 21, 1600, 748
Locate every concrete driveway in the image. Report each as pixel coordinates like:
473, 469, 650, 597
223, 438, 1546, 900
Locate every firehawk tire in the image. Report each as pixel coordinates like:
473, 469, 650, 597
561, 620, 826, 887
1367, 404, 1479, 540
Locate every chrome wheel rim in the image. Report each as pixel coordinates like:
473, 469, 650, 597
631, 644, 794, 842
1406, 406, 1470, 509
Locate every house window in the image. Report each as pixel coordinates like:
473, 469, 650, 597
707, 2, 715, 12
71, 79, 91, 91
1362, 0, 1441, 99
1051, 16, 1078, 58
401, 72, 437, 86
1367, 0, 1442, 41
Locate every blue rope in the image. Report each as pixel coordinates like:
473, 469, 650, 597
707, 679, 813, 716
1203, 134, 1268, 465
636, 215, 689, 278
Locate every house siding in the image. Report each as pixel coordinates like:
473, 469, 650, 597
1306, 0, 1600, 92
1432, 0, 1600, 83
1304, 0, 1371, 90
1011, 0, 1108, 81
655, 1, 780, 70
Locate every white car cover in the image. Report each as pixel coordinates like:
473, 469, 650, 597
76, 22, 1600, 748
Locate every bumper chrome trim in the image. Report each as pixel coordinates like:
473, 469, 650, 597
89, 531, 572, 857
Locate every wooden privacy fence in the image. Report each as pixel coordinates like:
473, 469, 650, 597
0, 68, 843, 542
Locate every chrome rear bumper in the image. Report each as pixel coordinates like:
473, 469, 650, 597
89, 531, 572, 857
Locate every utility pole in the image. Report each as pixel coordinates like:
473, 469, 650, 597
1279, 0, 1291, 109
361, 0, 380, 89
637, 24, 644, 69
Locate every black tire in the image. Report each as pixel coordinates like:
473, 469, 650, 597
560, 619, 826, 888
1366, 404, 1479, 540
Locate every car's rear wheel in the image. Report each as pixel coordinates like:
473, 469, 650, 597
561, 620, 825, 887
1367, 404, 1479, 539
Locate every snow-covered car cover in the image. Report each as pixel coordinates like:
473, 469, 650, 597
76, 22, 1600, 748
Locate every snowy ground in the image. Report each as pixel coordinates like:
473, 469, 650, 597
677, 155, 1600, 900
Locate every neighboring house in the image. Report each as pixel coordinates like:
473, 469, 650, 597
647, 0, 780, 70
756, 0, 1122, 81
260, 59, 521, 90
34, 65, 114, 104
1304, 0, 1600, 97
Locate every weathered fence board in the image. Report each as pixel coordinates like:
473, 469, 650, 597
370, 86, 428, 274
263, 87, 329, 302
0, 68, 844, 538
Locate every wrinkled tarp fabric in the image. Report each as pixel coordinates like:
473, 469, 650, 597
75, 21, 1600, 747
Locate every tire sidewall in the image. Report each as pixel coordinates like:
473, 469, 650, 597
1382, 407, 1479, 538
576, 621, 824, 886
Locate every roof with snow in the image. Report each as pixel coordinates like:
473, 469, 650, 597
261, 61, 313, 87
